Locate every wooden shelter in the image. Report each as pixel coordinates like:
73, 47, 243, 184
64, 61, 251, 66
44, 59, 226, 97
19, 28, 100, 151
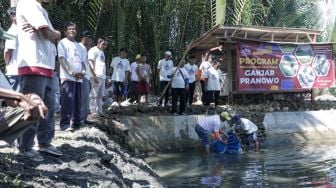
188, 25, 322, 100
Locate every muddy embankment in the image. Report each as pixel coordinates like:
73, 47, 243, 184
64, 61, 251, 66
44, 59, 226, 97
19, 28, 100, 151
0, 118, 164, 188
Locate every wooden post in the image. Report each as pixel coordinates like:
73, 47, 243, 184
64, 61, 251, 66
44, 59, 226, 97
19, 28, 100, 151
311, 34, 317, 102
227, 44, 233, 104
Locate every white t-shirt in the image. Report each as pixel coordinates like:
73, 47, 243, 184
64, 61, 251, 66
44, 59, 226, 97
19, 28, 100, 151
79, 43, 91, 80
137, 63, 152, 82
111, 57, 131, 82
184, 63, 198, 83
240, 118, 258, 134
199, 61, 211, 79
57, 38, 83, 82
4, 24, 18, 76
157, 59, 174, 81
88, 46, 106, 79
205, 67, 221, 91
130, 62, 139, 81
171, 67, 189, 88
197, 115, 221, 132
16, 0, 57, 77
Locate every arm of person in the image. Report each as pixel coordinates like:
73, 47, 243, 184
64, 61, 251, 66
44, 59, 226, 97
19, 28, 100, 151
88, 59, 98, 83
3, 28, 17, 64
4, 49, 13, 64
125, 71, 130, 84
39, 27, 61, 44
0, 88, 47, 120
209, 45, 223, 52
80, 58, 86, 77
135, 66, 141, 80
214, 131, 227, 144
58, 57, 75, 78
124, 62, 131, 83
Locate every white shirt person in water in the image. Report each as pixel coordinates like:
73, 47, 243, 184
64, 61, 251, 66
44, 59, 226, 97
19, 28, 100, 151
232, 115, 260, 152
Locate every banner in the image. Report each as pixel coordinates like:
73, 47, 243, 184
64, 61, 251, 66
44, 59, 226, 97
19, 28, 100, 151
237, 42, 335, 91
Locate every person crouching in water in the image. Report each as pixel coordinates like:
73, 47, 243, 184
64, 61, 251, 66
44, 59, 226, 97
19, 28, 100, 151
194, 112, 229, 153
232, 115, 260, 152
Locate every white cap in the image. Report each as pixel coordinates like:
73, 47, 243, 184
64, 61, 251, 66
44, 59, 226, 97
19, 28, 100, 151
165, 51, 172, 56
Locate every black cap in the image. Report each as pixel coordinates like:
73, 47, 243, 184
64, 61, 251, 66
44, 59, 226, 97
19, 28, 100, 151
81, 30, 93, 38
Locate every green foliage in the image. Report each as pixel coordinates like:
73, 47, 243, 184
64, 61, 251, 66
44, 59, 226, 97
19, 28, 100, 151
0, 0, 10, 72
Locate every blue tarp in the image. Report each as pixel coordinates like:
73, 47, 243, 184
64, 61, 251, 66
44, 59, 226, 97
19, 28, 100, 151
212, 130, 242, 154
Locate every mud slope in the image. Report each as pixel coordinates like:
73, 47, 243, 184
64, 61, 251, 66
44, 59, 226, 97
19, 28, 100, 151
0, 122, 164, 188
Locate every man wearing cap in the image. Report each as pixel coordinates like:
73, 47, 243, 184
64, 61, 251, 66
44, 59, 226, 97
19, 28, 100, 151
4, 7, 20, 91
78, 30, 93, 124
157, 51, 174, 107
129, 54, 140, 104
194, 112, 229, 153
109, 48, 131, 106
232, 115, 260, 151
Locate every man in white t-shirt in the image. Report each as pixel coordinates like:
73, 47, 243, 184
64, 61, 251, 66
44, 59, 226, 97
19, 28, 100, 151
157, 51, 174, 107
109, 48, 130, 106
88, 38, 108, 116
58, 22, 85, 131
129, 54, 140, 103
4, 7, 19, 91
184, 55, 198, 105
194, 112, 229, 153
199, 54, 214, 105
170, 61, 189, 115
204, 61, 222, 107
232, 115, 259, 151
78, 31, 93, 124
16, 0, 63, 161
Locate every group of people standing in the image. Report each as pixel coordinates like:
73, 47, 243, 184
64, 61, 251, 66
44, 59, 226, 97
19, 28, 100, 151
157, 49, 223, 115
0, 0, 226, 161
0, 0, 156, 161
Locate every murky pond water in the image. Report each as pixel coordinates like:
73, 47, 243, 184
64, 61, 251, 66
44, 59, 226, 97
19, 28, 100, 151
146, 141, 336, 187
